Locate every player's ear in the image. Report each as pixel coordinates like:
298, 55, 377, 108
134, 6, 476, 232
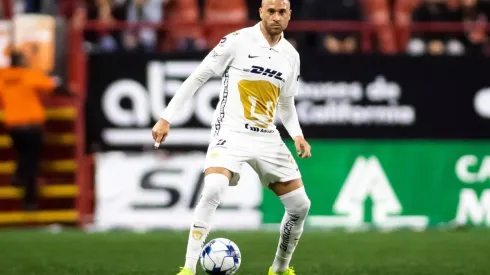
259, 7, 263, 19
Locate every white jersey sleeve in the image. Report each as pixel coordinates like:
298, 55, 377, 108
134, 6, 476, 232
277, 51, 302, 138
278, 96, 303, 138
203, 33, 241, 76
160, 63, 215, 123
280, 54, 300, 98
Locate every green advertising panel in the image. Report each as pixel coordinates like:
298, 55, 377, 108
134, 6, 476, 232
261, 140, 490, 230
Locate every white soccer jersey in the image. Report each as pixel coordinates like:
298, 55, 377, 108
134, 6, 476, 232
202, 22, 301, 137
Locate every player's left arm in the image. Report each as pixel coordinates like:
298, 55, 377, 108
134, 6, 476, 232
278, 56, 311, 159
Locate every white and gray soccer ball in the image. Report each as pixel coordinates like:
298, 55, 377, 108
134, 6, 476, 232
200, 238, 241, 275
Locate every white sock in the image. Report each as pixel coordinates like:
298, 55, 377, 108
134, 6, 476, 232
183, 173, 229, 274
271, 186, 311, 274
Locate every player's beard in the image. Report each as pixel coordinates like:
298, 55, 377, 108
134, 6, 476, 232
265, 22, 285, 36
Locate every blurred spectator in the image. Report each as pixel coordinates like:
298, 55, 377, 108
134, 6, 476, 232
54, 0, 490, 56
164, 0, 206, 51
364, 0, 422, 54
302, 0, 361, 21
324, 35, 359, 54
301, 0, 362, 54
12, 0, 57, 14
71, 4, 87, 29
409, 0, 465, 55
461, 0, 490, 55
204, 0, 248, 48
122, 0, 163, 52
0, 51, 70, 211
84, 0, 125, 52
0, 0, 12, 18
59, 0, 84, 19
19, 0, 37, 13
408, 0, 490, 56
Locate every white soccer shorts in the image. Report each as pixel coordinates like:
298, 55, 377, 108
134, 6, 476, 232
203, 130, 302, 187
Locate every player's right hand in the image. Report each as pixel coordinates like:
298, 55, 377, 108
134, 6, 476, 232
151, 119, 170, 149
294, 136, 312, 159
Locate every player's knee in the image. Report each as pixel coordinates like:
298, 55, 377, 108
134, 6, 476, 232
295, 196, 311, 217
286, 198, 310, 224
200, 186, 223, 207
200, 173, 229, 207
282, 187, 311, 217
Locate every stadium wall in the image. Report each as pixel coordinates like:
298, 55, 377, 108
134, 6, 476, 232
81, 51, 490, 231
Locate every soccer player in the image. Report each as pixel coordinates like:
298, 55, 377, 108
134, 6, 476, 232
152, 1, 311, 274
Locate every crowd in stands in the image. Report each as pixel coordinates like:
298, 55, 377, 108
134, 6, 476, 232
5, 0, 490, 55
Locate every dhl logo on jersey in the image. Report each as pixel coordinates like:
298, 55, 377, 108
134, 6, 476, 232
249, 66, 284, 82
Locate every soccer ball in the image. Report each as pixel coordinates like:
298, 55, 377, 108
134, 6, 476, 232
200, 238, 241, 275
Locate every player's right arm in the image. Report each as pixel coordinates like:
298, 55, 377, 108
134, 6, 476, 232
152, 33, 241, 147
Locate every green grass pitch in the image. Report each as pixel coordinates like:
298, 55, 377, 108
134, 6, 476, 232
1, 229, 489, 275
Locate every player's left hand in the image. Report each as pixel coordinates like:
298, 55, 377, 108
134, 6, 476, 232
294, 136, 311, 159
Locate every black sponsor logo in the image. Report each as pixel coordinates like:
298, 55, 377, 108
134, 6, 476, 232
245, 124, 276, 133
216, 139, 227, 146
280, 214, 300, 251
250, 66, 284, 81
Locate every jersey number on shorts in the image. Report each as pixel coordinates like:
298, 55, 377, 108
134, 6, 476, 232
216, 139, 227, 146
